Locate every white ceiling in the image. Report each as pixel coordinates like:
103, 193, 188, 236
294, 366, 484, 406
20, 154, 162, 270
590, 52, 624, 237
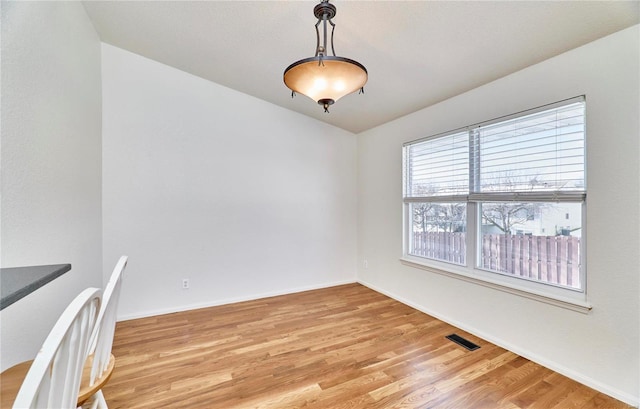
82, 1, 639, 134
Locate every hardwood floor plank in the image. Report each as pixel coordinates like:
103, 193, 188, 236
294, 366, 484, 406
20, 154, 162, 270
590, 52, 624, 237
102, 284, 632, 409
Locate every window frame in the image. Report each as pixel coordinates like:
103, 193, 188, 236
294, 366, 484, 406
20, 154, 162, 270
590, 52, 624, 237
401, 96, 590, 312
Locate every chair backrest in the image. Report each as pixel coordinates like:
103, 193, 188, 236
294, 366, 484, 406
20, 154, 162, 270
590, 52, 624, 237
13, 287, 101, 409
87, 255, 128, 385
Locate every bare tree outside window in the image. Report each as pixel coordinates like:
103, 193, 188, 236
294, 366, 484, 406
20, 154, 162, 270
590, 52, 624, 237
481, 202, 543, 234
479, 171, 551, 234
411, 184, 466, 233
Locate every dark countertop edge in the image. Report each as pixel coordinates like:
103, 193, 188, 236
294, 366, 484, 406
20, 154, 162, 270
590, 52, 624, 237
0, 264, 72, 310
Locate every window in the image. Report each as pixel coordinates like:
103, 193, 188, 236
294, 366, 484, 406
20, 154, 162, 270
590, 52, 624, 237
403, 97, 586, 295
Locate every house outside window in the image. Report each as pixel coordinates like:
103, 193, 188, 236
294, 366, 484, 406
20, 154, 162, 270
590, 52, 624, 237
402, 97, 586, 296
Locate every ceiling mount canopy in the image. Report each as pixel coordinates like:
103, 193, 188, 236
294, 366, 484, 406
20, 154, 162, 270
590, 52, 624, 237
283, 0, 368, 113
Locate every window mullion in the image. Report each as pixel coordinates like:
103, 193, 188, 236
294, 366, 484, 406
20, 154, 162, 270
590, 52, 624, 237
469, 128, 480, 193
468, 128, 479, 269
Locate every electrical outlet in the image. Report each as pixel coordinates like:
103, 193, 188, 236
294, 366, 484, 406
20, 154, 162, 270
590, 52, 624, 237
182, 279, 190, 289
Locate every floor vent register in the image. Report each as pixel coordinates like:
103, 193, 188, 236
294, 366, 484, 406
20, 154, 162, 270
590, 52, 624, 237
445, 333, 480, 351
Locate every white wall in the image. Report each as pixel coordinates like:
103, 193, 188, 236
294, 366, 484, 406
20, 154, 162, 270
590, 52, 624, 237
357, 25, 639, 405
101, 44, 357, 320
0, 2, 102, 370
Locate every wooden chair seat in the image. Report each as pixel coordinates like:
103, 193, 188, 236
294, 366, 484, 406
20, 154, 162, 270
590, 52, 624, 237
0, 353, 115, 409
77, 353, 116, 407
1, 360, 32, 409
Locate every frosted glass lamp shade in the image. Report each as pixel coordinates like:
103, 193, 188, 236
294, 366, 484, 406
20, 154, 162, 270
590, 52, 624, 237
284, 56, 368, 109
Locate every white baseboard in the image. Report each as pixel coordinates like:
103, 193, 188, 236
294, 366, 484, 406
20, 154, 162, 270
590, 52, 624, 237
357, 279, 639, 408
117, 279, 356, 322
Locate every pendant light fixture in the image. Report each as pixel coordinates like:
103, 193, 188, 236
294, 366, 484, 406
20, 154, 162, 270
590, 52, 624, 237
283, 0, 367, 113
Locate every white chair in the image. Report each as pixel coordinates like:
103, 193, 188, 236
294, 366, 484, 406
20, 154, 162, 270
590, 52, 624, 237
0, 287, 101, 409
77, 256, 128, 409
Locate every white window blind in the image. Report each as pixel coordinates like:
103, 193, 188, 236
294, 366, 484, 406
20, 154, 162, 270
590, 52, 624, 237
404, 97, 586, 203
403, 131, 469, 201
473, 100, 585, 200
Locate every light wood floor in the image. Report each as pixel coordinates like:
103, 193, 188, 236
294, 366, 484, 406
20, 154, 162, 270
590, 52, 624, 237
103, 283, 632, 409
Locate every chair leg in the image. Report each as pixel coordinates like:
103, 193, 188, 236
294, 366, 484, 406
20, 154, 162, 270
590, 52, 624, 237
96, 390, 108, 409
81, 390, 108, 409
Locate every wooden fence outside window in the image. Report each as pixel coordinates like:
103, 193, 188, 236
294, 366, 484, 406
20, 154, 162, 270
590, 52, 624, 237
411, 232, 581, 289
